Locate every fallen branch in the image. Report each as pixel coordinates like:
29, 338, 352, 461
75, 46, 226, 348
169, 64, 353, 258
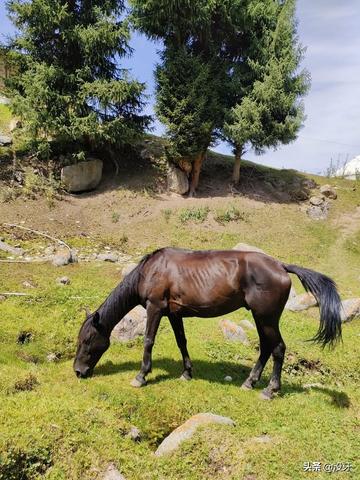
3, 223, 71, 252
0, 259, 48, 264
0, 292, 33, 296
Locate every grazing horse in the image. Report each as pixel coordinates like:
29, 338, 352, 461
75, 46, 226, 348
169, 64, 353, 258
74, 248, 342, 399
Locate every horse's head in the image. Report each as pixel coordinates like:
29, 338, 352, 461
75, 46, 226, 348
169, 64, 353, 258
73, 311, 110, 378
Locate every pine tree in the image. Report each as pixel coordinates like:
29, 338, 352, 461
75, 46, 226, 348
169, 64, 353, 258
222, 0, 310, 183
5, 0, 149, 157
130, 0, 227, 196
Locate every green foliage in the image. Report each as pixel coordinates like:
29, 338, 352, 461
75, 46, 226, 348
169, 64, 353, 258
179, 206, 210, 224
156, 48, 224, 160
162, 208, 172, 223
223, 0, 310, 155
214, 205, 247, 224
5, 0, 149, 155
0, 445, 52, 480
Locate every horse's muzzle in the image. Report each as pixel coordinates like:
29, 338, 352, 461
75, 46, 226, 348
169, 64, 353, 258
74, 367, 92, 378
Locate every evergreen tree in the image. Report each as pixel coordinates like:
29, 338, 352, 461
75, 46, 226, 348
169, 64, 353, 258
222, 0, 310, 183
130, 0, 227, 196
5, 0, 149, 157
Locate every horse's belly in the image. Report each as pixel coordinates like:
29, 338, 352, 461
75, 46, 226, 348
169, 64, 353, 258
170, 295, 246, 318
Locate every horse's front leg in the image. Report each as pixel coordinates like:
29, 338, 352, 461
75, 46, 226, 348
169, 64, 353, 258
131, 303, 162, 387
168, 314, 193, 380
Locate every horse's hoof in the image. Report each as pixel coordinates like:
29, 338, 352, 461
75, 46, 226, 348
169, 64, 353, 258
130, 377, 147, 388
241, 381, 253, 391
180, 373, 192, 381
259, 389, 273, 401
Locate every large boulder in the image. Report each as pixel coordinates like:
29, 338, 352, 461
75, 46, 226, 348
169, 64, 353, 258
320, 184, 337, 200
285, 292, 317, 312
340, 298, 360, 323
232, 243, 265, 254
155, 413, 235, 456
111, 306, 147, 342
61, 158, 103, 193
167, 163, 189, 195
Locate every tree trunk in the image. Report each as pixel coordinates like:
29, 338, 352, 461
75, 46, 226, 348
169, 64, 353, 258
188, 151, 205, 197
232, 145, 243, 184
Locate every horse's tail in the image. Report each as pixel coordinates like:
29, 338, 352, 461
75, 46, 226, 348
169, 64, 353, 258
282, 263, 342, 347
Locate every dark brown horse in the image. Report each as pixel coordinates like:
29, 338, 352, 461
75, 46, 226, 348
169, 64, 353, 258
74, 247, 342, 399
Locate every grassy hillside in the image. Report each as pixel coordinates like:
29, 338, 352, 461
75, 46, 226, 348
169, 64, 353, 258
0, 153, 360, 479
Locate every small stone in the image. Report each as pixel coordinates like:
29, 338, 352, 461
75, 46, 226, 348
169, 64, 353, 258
224, 376, 233, 382
340, 298, 360, 323
0, 295, 6, 302
127, 426, 141, 442
219, 319, 249, 345
0, 134, 12, 146
103, 463, 126, 480
52, 247, 72, 266
22, 280, 36, 288
155, 413, 235, 456
253, 434, 273, 444
46, 352, 61, 362
97, 253, 119, 263
309, 195, 325, 206
285, 292, 317, 312
111, 306, 147, 342
56, 276, 70, 285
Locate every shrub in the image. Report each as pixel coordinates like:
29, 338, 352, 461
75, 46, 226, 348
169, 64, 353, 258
179, 206, 210, 224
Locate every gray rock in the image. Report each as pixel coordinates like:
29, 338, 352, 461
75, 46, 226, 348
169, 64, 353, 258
340, 298, 360, 323
224, 376, 233, 382
320, 184, 337, 199
307, 201, 330, 220
52, 247, 72, 266
111, 306, 147, 342
302, 178, 317, 189
44, 245, 55, 256
121, 262, 137, 277
167, 163, 189, 195
61, 158, 103, 193
309, 195, 325, 206
239, 319, 256, 331
219, 319, 249, 344
103, 464, 126, 480
285, 292, 317, 312
155, 413, 235, 456
284, 286, 297, 309
232, 243, 265, 254
127, 426, 141, 442
0, 295, 6, 302
0, 96, 10, 105
0, 134, 12, 146
22, 280, 36, 289
0, 240, 25, 256
56, 276, 70, 285
97, 252, 119, 263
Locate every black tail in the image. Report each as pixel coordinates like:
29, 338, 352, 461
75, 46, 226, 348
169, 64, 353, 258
282, 263, 342, 347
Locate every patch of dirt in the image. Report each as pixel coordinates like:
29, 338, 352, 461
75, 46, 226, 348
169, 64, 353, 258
284, 356, 331, 377
334, 205, 360, 238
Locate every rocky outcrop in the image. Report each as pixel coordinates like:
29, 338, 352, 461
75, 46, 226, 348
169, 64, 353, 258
61, 158, 103, 193
155, 413, 235, 456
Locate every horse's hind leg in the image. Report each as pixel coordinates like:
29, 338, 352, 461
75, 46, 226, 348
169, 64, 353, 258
241, 315, 273, 391
131, 303, 162, 388
168, 314, 193, 380
260, 325, 286, 400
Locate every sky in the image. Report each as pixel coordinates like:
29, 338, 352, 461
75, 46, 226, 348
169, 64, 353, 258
1, 0, 359, 174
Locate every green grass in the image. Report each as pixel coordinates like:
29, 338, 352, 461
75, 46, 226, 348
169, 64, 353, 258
0, 104, 12, 134
0, 259, 359, 480
1, 158, 360, 479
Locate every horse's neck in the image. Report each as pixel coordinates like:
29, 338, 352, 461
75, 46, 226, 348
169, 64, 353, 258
98, 280, 140, 334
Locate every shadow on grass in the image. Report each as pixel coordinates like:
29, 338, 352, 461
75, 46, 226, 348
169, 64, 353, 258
94, 357, 350, 408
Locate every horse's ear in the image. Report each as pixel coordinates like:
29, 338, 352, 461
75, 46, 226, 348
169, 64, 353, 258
92, 312, 100, 329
